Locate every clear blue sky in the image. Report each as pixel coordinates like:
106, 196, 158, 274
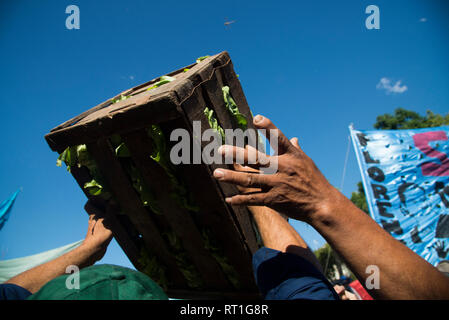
0, 0, 448, 270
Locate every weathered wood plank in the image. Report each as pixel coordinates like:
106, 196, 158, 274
219, 58, 254, 129
70, 165, 143, 270
86, 139, 187, 287
122, 129, 232, 290
176, 96, 258, 289
45, 94, 181, 153
192, 74, 260, 254
175, 154, 258, 290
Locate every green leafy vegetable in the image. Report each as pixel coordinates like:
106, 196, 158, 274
110, 135, 161, 214
147, 125, 199, 212
111, 94, 129, 104
196, 56, 209, 63
57, 145, 111, 200
147, 125, 166, 166
147, 76, 176, 91
204, 107, 225, 143
56, 148, 69, 169
222, 86, 247, 130
115, 142, 131, 158
56, 146, 78, 172
83, 179, 103, 196
76, 144, 98, 174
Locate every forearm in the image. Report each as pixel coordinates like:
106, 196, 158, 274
5, 244, 97, 294
309, 187, 449, 299
249, 205, 322, 271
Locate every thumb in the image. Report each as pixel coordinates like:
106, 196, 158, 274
290, 137, 301, 150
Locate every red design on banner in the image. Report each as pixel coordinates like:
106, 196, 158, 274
413, 131, 449, 176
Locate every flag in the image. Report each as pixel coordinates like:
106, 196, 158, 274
0, 190, 20, 231
0, 240, 83, 283
350, 125, 449, 266
0, 189, 84, 283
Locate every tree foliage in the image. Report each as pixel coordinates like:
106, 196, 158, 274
350, 182, 369, 214
314, 243, 344, 280
374, 108, 449, 130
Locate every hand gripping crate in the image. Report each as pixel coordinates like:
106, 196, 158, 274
45, 52, 264, 299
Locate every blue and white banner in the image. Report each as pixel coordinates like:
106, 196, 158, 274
350, 126, 449, 266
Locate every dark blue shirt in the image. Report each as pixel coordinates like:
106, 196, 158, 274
0, 284, 32, 300
253, 247, 339, 300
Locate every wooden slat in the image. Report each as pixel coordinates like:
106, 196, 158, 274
198, 66, 235, 134
175, 155, 258, 291
176, 95, 259, 289
45, 94, 181, 153
70, 165, 143, 269
213, 65, 266, 251
86, 138, 187, 287
51, 100, 112, 132
211, 68, 260, 253
122, 129, 232, 290
188, 81, 260, 254
219, 59, 254, 130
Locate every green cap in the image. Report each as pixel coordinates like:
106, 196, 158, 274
27, 264, 168, 300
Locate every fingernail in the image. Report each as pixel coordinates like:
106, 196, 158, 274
254, 115, 264, 124
225, 197, 232, 203
214, 169, 224, 179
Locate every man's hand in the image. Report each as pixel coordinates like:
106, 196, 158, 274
81, 200, 113, 263
213, 115, 340, 223
333, 285, 358, 300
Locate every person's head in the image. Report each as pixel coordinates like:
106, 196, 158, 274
27, 264, 168, 300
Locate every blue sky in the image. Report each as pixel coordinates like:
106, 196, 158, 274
0, 0, 448, 270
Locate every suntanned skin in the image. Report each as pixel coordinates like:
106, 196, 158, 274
248, 204, 323, 272
4, 201, 113, 294
213, 115, 449, 300
234, 163, 322, 272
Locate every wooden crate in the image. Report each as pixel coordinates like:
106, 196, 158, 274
45, 52, 263, 299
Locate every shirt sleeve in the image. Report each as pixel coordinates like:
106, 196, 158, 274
253, 247, 340, 300
0, 283, 32, 300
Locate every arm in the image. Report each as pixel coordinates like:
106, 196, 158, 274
213, 115, 449, 300
234, 164, 322, 271
5, 201, 113, 294
308, 188, 449, 300
248, 205, 323, 272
